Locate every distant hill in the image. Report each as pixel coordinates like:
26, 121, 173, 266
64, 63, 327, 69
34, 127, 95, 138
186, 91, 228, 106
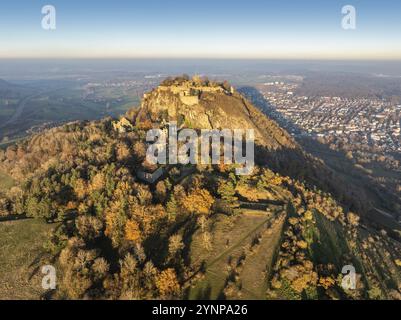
0, 76, 400, 300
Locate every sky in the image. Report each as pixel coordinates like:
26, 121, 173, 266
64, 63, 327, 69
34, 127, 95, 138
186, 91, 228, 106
0, 0, 400, 60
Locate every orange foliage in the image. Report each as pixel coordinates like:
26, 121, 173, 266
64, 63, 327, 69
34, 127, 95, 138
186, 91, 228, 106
90, 173, 105, 191
141, 205, 166, 235
156, 268, 180, 298
138, 119, 153, 130
217, 162, 229, 173
271, 176, 283, 185
319, 276, 336, 289
116, 143, 131, 162
180, 188, 214, 215
104, 211, 116, 239
66, 201, 77, 210
74, 178, 88, 200
104, 204, 126, 247
125, 220, 141, 242
291, 275, 310, 293
297, 240, 308, 249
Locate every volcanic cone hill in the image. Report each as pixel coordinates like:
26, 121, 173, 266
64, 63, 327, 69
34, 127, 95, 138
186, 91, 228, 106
0, 76, 400, 300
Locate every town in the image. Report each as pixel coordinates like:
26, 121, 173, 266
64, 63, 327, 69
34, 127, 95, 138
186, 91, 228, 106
257, 81, 401, 154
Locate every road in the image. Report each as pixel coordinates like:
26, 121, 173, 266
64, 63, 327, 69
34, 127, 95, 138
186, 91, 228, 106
0, 94, 38, 129
0, 87, 64, 130
373, 206, 401, 226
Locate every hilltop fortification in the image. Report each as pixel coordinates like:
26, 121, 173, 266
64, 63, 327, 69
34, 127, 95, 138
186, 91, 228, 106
136, 75, 296, 151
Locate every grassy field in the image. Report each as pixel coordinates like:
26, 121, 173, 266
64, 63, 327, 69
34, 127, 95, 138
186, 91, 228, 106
0, 219, 55, 300
0, 169, 15, 192
238, 213, 285, 299
187, 209, 278, 299
308, 212, 351, 268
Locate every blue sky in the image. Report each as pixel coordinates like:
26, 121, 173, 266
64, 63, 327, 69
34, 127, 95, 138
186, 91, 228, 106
0, 0, 400, 59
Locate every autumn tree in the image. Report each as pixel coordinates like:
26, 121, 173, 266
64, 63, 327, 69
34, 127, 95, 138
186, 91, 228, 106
155, 268, 181, 299
217, 180, 239, 210
116, 142, 131, 162
197, 215, 208, 232
155, 181, 167, 203
347, 212, 360, 227
168, 234, 184, 258
0, 197, 9, 216
125, 219, 141, 242
166, 194, 178, 219
136, 184, 152, 206
105, 204, 127, 248
116, 253, 141, 299
58, 238, 109, 299
75, 215, 103, 241
202, 231, 212, 251
319, 276, 336, 290
73, 178, 88, 200
90, 172, 105, 192
180, 188, 214, 215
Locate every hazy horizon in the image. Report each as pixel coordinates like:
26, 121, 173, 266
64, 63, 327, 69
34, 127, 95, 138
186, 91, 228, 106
1, 58, 401, 81
1, 0, 401, 60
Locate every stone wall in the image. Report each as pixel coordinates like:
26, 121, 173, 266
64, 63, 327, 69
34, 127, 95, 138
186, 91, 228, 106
179, 95, 199, 106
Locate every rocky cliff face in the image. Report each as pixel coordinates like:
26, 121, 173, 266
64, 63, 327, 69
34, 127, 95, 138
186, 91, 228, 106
134, 79, 297, 151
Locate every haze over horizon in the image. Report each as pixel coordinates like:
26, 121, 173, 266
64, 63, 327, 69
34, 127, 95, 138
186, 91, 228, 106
1, 0, 401, 60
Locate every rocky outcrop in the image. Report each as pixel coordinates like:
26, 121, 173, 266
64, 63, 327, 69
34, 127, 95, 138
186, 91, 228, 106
112, 117, 134, 133
134, 77, 298, 151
